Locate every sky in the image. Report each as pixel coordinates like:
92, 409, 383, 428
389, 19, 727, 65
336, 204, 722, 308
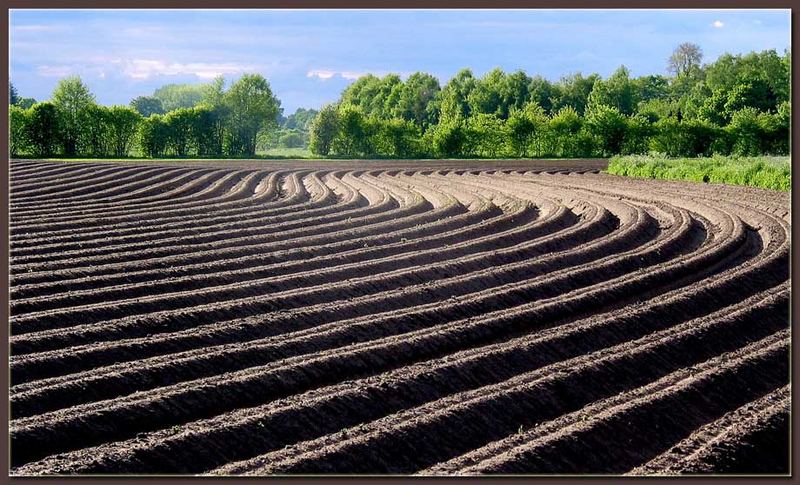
9, 9, 791, 114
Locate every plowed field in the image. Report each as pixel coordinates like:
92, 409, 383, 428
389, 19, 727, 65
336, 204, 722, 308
8, 159, 790, 476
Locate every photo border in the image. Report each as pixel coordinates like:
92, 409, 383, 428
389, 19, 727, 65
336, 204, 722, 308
1, 2, 796, 483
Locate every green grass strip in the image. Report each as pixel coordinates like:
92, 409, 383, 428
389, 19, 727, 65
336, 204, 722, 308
607, 155, 791, 191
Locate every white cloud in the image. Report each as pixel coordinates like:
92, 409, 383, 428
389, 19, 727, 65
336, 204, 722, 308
713, 20, 725, 28
36, 65, 73, 77
13, 24, 57, 32
306, 69, 371, 81
34, 57, 258, 81
122, 59, 257, 80
307, 69, 336, 80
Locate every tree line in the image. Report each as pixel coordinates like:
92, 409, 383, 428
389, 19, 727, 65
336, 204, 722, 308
10, 74, 281, 158
9, 44, 791, 159
309, 44, 790, 158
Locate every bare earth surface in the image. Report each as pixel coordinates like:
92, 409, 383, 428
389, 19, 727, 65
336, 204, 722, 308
8, 158, 789, 476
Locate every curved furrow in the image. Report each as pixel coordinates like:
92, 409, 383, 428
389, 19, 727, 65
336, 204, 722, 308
8, 169, 281, 238
7, 197, 768, 444
627, 385, 790, 475
10, 168, 297, 230
8, 170, 283, 249
419, 330, 788, 476
9, 166, 222, 212
8, 160, 788, 475
210, 320, 789, 475
10, 164, 152, 197
9, 171, 342, 262
11, 282, 788, 474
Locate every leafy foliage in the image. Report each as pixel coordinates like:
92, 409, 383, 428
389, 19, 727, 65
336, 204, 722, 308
9, 45, 790, 163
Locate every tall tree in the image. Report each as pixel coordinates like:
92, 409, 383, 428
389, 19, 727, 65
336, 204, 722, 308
198, 76, 229, 156
467, 68, 506, 117
309, 104, 339, 156
9, 105, 29, 157
10, 81, 19, 105
437, 68, 477, 122
668, 43, 703, 77
552, 72, 599, 115
527, 76, 556, 114
130, 96, 165, 117
51, 76, 96, 156
27, 102, 61, 157
393, 72, 440, 130
585, 104, 628, 156
106, 106, 142, 157
223, 73, 281, 156
152, 83, 206, 112
588, 66, 635, 115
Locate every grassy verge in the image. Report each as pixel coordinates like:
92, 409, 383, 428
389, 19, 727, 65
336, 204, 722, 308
607, 155, 791, 191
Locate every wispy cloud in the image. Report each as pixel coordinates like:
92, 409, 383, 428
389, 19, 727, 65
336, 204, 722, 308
306, 69, 417, 81
13, 24, 58, 32
35, 57, 259, 81
307, 69, 365, 80
122, 59, 258, 80
713, 20, 725, 28
36, 65, 74, 77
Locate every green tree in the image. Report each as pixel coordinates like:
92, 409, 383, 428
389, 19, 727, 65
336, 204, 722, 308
163, 107, 197, 156
191, 104, 224, 156
81, 105, 112, 156
549, 106, 583, 156
650, 118, 721, 157
9, 105, 30, 157
588, 66, 635, 115
437, 68, 477, 122
637, 98, 680, 123
130, 96, 165, 117
27, 102, 61, 157
393, 72, 440, 130
196, 78, 229, 156
632, 75, 670, 103
621, 115, 654, 155
223, 74, 281, 156
763, 101, 791, 155
332, 103, 372, 157
468, 68, 506, 118
466, 113, 507, 158
726, 107, 764, 156
278, 131, 305, 148
585, 104, 627, 156
507, 102, 548, 157
201, 76, 226, 106
372, 118, 420, 158
10, 81, 19, 105
430, 119, 466, 158
284, 107, 319, 131
527, 76, 556, 114
552, 72, 599, 116
341, 74, 402, 118
51, 76, 96, 156
309, 104, 339, 156
107, 106, 142, 157
152, 83, 206, 112
138, 114, 169, 157
17, 97, 36, 109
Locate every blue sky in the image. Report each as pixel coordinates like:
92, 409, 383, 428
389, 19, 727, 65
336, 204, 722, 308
10, 9, 791, 114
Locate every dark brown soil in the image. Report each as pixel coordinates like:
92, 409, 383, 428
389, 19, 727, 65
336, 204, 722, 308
8, 158, 789, 476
